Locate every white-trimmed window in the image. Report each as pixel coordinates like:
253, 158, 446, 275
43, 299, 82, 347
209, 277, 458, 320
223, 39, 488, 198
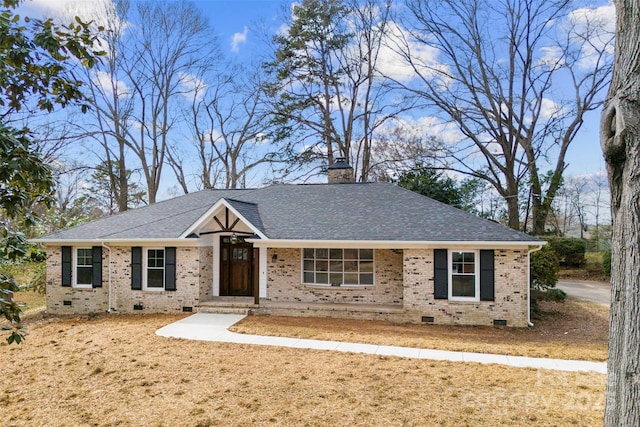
302, 248, 374, 286
448, 250, 479, 301
74, 248, 93, 288
145, 249, 165, 289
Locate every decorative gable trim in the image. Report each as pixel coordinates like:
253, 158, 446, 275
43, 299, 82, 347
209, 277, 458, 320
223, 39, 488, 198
180, 198, 268, 240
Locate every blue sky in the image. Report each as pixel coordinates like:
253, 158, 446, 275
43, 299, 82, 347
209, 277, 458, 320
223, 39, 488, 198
20, 0, 612, 189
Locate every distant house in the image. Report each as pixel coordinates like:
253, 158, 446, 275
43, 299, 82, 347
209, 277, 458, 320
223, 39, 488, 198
34, 159, 542, 326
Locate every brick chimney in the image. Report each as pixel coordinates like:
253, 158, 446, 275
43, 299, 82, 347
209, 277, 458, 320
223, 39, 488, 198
327, 157, 354, 183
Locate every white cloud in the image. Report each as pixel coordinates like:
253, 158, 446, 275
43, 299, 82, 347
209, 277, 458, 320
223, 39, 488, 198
566, 2, 616, 69
539, 98, 566, 119
231, 26, 249, 53
538, 46, 565, 69
27, 0, 120, 29
376, 22, 445, 83
251, 132, 269, 146
178, 72, 206, 101
92, 70, 130, 99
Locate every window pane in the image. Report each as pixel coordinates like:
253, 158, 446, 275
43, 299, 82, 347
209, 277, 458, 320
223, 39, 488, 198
344, 249, 358, 260
303, 248, 314, 259
360, 260, 373, 273
464, 252, 475, 263
77, 249, 92, 266
316, 273, 328, 284
452, 252, 464, 263
148, 249, 164, 267
360, 273, 374, 285
330, 261, 343, 272
344, 260, 358, 272
344, 273, 359, 285
316, 260, 328, 272
462, 263, 475, 274
316, 249, 328, 259
147, 270, 164, 288
452, 275, 475, 297
359, 249, 373, 260
303, 260, 314, 271
303, 272, 314, 283
329, 273, 342, 284
330, 249, 342, 260
77, 266, 92, 285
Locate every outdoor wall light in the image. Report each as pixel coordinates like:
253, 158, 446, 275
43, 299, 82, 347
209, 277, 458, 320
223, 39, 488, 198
230, 232, 238, 244
271, 254, 278, 262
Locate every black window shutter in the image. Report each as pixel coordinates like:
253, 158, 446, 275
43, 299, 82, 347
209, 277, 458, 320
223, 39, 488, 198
165, 247, 177, 291
480, 250, 495, 301
434, 249, 448, 299
92, 246, 103, 288
61, 246, 72, 287
131, 247, 142, 290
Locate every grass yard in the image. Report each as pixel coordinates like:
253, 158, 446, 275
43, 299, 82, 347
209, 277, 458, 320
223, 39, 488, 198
231, 299, 609, 361
2, 313, 605, 426
11, 290, 46, 312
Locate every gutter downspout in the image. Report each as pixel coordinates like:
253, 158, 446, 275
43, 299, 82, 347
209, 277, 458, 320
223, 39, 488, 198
102, 242, 113, 312
527, 244, 544, 327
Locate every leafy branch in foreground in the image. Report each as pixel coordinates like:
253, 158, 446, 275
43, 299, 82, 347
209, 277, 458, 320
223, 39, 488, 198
0, 0, 103, 344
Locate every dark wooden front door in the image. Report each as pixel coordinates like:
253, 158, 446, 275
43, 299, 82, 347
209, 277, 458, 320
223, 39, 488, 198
220, 237, 254, 296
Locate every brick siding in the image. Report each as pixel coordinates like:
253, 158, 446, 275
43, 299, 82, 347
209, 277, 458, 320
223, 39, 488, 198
46, 245, 529, 326
265, 248, 403, 305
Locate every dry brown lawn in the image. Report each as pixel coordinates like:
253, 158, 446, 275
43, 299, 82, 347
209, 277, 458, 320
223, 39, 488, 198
12, 290, 46, 312
2, 313, 605, 427
231, 299, 609, 362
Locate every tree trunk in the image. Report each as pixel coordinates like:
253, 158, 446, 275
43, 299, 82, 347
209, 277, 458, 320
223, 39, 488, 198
602, 1, 640, 424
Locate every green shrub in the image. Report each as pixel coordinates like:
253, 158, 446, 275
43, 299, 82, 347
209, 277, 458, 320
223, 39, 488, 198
546, 288, 567, 301
28, 247, 46, 262
530, 245, 559, 290
602, 249, 612, 277
543, 237, 586, 267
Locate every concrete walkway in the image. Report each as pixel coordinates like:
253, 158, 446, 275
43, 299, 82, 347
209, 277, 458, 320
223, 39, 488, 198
156, 313, 606, 374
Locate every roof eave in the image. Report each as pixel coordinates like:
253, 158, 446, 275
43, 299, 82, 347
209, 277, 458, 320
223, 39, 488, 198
31, 238, 200, 247
248, 239, 544, 249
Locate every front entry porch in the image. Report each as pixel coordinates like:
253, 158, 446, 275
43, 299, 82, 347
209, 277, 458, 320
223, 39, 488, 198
196, 297, 404, 321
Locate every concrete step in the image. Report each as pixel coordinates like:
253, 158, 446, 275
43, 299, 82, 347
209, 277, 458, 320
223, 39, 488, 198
195, 306, 252, 315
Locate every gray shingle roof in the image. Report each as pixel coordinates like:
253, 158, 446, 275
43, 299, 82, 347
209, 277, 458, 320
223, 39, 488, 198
36, 182, 539, 243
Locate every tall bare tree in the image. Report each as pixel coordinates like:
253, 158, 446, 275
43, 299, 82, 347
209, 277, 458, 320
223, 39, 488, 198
80, 0, 219, 205
398, 0, 613, 231
121, 0, 218, 203
80, 0, 133, 212
173, 65, 278, 190
601, 0, 640, 424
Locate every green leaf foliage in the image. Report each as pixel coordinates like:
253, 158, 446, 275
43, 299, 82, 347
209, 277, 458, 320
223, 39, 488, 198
542, 236, 586, 268
264, 0, 352, 161
396, 165, 483, 213
1, 0, 103, 344
0, 0, 104, 116
530, 245, 559, 290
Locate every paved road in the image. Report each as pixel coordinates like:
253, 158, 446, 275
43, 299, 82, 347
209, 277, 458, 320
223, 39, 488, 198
557, 279, 610, 306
